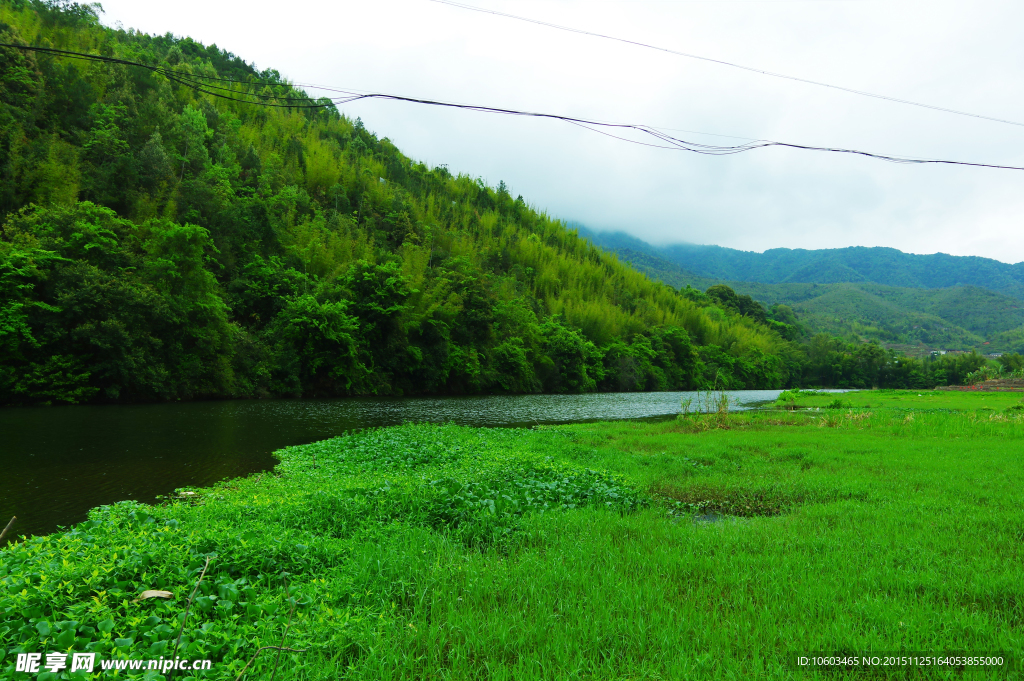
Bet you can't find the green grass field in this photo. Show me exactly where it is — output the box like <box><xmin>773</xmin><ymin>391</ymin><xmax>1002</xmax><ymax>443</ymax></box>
<box><xmin>2</xmin><ymin>392</ymin><xmax>1022</xmax><ymax>679</ymax></box>
<box><xmin>778</xmin><ymin>388</ymin><xmax>1024</xmax><ymax>412</ymax></box>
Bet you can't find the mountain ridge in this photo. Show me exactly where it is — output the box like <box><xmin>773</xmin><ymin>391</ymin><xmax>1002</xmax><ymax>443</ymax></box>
<box><xmin>579</xmin><ymin>229</ymin><xmax>1024</xmax><ymax>354</ymax></box>
<box><xmin>578</xmin><ymin>227</ymin><xmax>1024</xmax><ymax>299</ymax></box>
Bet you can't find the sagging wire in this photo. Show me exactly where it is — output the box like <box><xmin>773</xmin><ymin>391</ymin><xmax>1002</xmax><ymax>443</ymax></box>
<box><xmin>3</xmin><ymin>42</ymin><xmax>1023</xmax><ymax>171</ymax></box>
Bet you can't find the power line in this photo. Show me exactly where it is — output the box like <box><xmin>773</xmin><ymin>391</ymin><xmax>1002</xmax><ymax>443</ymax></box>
<box><xmin>278</xmin><ymin>79</ymin><xmax>765</xmax><ymax>142</ymax></box>
<box><xmin>0</xmin><ymin>43</ymin><xmax>326</xmax><ymax>108</ymax></box>
<box><xmin>426</xmin><ymin>0</ymin><xmax>1024</xmax><ymax>129</ymax></box>
<box><xmin>3</xmin><ymin>42</ymin><xmax>1023</xmax><ymax>171</ymax></box>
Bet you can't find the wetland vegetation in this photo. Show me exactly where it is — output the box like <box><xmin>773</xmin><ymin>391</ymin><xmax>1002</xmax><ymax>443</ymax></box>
<box><xmin>3</xmin><ymin>390</ymin><xmax>1021</xmax><ymax>679</ymax></box>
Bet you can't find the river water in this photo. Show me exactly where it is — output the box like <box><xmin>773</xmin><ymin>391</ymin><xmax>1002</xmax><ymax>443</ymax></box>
<box><xmin>0</xmin><ymin>390</ymin><xmax>784</xmax><ymax>541</ymax></box>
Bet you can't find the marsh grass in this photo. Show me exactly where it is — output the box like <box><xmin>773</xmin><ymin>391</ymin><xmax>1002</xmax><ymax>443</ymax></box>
<box><xmin>678</xmin><ymin>384</ymin><xmax>733</xmax><ymax>433</ymax></box>
<box><xmin>2</xmin><ymin>398</ymin><xmax>1023</xmax><ymax>679</ymax></box>
<box><xmin>777</xmin><ymin>388</ymin><xmax>1024</xmax><ymax>413</ymax></box>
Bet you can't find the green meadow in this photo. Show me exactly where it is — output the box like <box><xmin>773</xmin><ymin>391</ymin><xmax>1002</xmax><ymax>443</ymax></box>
<box><xmin>778</xmin><ymin>388</ymin><xmax>1024</xmax><ymax>412</ymax></box>
<box><xmin>2</xmin><ymin>392</ymin><xmax>1022</xmax><ymax>679</ymax></box>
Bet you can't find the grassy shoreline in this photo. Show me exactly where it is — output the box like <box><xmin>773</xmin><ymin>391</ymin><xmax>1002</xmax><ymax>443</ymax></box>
<box><xmin>775</xmin><ymin>388</ymin><xmax>1024</xmax><ymax>413</ymax></box>
<box><xmin>2</xmin><ymin>392</ymin><xmax>1022</xmax><ymax>679</ymax></box>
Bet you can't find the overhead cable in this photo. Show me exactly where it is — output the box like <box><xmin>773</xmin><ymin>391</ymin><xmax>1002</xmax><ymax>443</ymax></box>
<box><xmin>426</xmin><ymin>0</ymin><xmax>1024</xmax><ymax>129</ymax></box>
<box><xmin>3</xmin><ymin>42</ymin><xmax>1023</xmax><ymax>171</ymax></box>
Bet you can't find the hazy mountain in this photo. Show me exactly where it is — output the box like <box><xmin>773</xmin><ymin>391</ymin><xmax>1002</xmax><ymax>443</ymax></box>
<box><xmin>578</xmin><ymin>228</ymin><xmax>1024</xmax><ymax>353</ymax></box>
<box><xmin>578</xmin><ymin>227</ymin><xmax>1024</xmax><ymax>299</ymax></box>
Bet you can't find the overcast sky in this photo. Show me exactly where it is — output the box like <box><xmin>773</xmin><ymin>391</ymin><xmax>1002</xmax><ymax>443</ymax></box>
<box><xmin>98</xmin><ymin>0</ymin><xmax>1024</xmax><ymax>263</ymax></box>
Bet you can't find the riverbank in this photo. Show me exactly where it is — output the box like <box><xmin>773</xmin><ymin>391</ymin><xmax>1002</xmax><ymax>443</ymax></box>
<box><xmin>776</xmin><ymin>387</ymin><xmax>1024</xmax><ymax>411</ymax></box>
<box><xmin>0</xmin><ymin>390</ymin><xmax>786</xmax><ymax>540</ymax></box>
<box><xmin>2</xmin><ymin>393</ymin><xmax>1022</xmax><ymax>679</ymax></box>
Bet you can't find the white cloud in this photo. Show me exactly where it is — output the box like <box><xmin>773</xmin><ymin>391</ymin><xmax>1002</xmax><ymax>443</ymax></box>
<box><xmin>98</xmin><ymin>0</ymin><xmax>1024</xmax><ymax>262</ymax></box>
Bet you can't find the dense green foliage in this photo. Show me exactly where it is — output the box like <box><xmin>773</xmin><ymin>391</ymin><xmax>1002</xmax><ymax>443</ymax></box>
<box><xmin>783</xmin><ymin>334</ymin><xmax>989</xmax><ymax>389</ymax></box>
<box><xmin>4</xmin><ymin>398</ymin><xmax>1023</xmax><ymax>678</ymax></box>
<box><xmin>0</xmin><ymin>0</ymin><xmax>792</xmax><ymax>404</ymax></box>
<box><xmin>677</xmin><ymin>282</ymin><xmax>991</xmax><ymax>389</ymax></box>
<box><xmin>683</xmin><ymin>283</ymin><xmax>802</xmax><ymax>341</ymax></box>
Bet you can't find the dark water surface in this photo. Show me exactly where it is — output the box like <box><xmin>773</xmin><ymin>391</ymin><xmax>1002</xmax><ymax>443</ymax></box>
<box><xmin>0</xmin><ymin>390</ymin><xmax>783</xmax><ymax>541</ymax></box>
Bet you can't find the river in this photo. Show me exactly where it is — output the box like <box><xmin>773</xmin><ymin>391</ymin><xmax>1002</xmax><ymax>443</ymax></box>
<box><xmin>0</xmin><ymin>390</ymin><xmax>786</xmax><ymax>542</ymax></box>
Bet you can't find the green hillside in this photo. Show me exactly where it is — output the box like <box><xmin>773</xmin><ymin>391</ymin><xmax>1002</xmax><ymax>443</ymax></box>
<box><xmin>865</xmin><ymin>284</ymin><xmax>1024</xmax><ymax>337</ymax></box>
<box><xmin>579</xmin><ymin>227</ymin><xmax>1024</xmax><ymax>299</ymax></box>
<box><xmin>989</xmin><ymin>327</ymin><xmax>1024</xmax><ymax>354</ymax></box>
<box><xmin>592</xmin><ymin>232</ymin><xmax>1024</xmax><ymax>353</ymax></box>
<box><xmin>775</xmin><ymin>285</ymin><xmax>983</xmax><ymax>348</ymax></box>
<box><xmin>729</xmin><ymin>282</ymin><xmax>1024</xmax><ymax>349</ymax></box>
<box><xmin>661</xmin><ymin>243</ymin><xmax>1024</xmax><ymax>299</ymax></box>
<box><xmin>607</xmin><ymin>248</ymin><xmax>718</xmax><ymax>291</ymax></box>
<box><xmin>0</xmin><ymin>0</ymin><xmax>789</xmax><ymax>404</ymax></box>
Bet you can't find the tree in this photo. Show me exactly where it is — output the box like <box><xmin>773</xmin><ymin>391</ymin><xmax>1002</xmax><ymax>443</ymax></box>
<box><xmin>271</xmin><ymin>294</ymin><xmax>366</xmax><ymax>396</ymax></box>
<box><xmin>538</xmin><ymin>318</ymin><xmax>602</xmax><ymax>393</ymax></box>
<box><xmin>997</xmin><ymin>352</ymin><xmax>1024</xmax><ymax>374</ymax></box>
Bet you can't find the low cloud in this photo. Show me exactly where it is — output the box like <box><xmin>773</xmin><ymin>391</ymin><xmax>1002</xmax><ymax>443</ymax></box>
<box><xmin>100</xmin><ymin>0</ymin><xmax>1024</xmax><ymax>262</ymax></box>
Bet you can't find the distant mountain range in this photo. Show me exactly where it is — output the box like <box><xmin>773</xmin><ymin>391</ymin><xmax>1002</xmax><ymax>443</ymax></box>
<box><xmin>577</xmin><ymin>227</ymin><xmax>1024</xmax><ymax>354</ymax></box>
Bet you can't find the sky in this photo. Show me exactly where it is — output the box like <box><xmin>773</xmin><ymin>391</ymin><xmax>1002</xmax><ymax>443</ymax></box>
<box><xmin>97</xmin><ymin>0</ymin><xmax>1024</xmax><ymax>263</ymax></box>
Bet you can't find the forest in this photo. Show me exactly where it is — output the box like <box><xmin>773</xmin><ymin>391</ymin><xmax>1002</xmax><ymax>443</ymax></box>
<box><xmin>676</xmin><ymin>284</ymin><xmax>999</xmax><ymax>389</ymax></box>
<box><xmin>2</xmin><ymin>0</ymin><xmax>1008</xmax><ymax>405</ymax></box>
<box><xmin>0</xmin><ymin>0</ymin><xmax>797</xmax><ymax>405</ymax></box>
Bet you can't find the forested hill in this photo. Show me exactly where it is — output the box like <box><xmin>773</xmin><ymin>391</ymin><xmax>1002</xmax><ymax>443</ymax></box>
<box><xmin>578</xmin><ymin>228</ymin><xmax>1024</xmax><ymax>299</ymax></box>
<box><xmin>0</xmin><ymin>0</ymin><xmax>789</xmax><ymax>405</ymax></box>
<box><xmin>605</xmin><ymin>242</ymin><xmax>1024</xmax><ymax>354</ymax></box>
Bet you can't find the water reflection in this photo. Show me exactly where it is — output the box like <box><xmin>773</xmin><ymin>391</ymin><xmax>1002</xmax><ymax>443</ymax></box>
<box><xmin>0</xmin><ymin>390</ymin><xmax>783</xmax><ymax>540</ymax></box>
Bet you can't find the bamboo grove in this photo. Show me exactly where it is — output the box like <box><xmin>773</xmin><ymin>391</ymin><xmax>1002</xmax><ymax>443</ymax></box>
<box><xmin>0</xmin><ymin>0</ymin><xmax>800</xmax><ymax>404</ymax></box>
